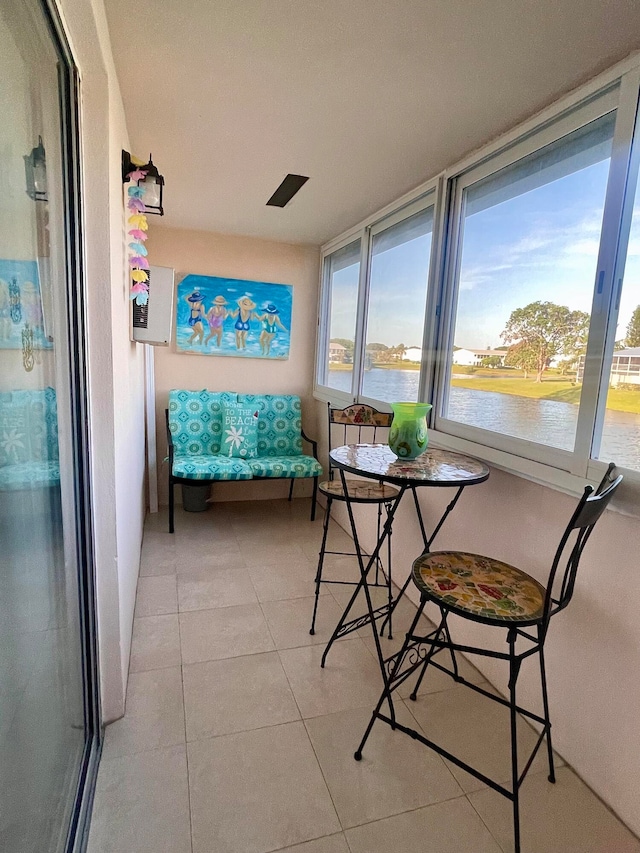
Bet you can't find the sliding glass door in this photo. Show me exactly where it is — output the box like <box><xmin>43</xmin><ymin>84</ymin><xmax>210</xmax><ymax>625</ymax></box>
<box><xmin>0</xmin><ymin>1</ymin><xmax>98</xmax><ymax>851</ymax></box>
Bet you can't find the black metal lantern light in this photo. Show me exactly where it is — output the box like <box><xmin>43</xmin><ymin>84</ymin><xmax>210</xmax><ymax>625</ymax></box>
<box><xmin>122</xmin><ymin>150</ymin><xmax>164</xmax><ymax>216</ymax></box>
<box><xmin>24</xmin><ymin>136</ymin><xmax>47</xmax><ymax>202</ymax></box>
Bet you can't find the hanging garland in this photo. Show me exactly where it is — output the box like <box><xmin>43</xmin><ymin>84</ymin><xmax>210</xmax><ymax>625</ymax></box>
<box><xmin>125</xmin><ymin>167</ymin><xmax>150</xmax><ymax>305</ymax></box>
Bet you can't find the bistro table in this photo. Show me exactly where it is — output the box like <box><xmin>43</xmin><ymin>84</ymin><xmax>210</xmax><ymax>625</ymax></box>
<box><xmin>321</xmin><ymin>443</ymin><xmax>490</xmax><ymax>675</ymax></box>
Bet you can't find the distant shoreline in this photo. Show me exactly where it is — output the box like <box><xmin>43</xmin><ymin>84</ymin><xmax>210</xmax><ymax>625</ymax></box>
<box><xmin>327</xmin><ymin>365</ymin><xmax>640</xmax><ymax>414</ymax></box>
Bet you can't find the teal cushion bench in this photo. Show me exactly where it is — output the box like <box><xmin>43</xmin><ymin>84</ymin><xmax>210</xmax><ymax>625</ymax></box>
<box><xmin>0</xmin><ymin>387</ymin><xmax>59</xmax><ymax>492</ymax></box>
<box><xmin>166</xmin><ymin>389</ymin><xmax>322</xmax><ymax>532</ymax></box>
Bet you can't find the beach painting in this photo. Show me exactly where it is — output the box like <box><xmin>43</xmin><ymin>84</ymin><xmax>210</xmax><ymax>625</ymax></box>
<box><xmin>0</xmin><ymin>259</ymin><xmax>52</xmax><ymax>350</ymax></box>
<box><xmin>176</xmin><ymin>274</ymin><xmax>293</xmax><ymax>360</ymax></box>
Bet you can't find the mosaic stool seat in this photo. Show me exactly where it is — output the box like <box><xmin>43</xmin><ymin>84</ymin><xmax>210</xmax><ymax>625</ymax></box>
<box><xmin>412</xmin><ymin>551</ymin><xmax>545</xmax><ymax>626</ymax></box>
<box><xmin>318</xmin><ymin>478</ymin><xmax>399</xmax><ymax>503</ymax></box>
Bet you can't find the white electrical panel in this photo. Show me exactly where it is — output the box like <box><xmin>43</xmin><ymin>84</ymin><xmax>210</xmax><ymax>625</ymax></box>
<box><xmin>131</xmin><ymin>264</ymin><xmax>175</xmax><ymax>345</ymax></box>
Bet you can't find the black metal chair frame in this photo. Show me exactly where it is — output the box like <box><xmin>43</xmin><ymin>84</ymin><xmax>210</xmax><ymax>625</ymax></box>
<box><xmin>353</xmin><ymin>463</ymin><xmax>622</xmax><ymax>853</ymax></box>
<box><xmin>320</xmin><ymin>457</ymin><xmax>488</xmax><ymax>672</ymax></box>
<box><xmin>310</xmin><ymin>403</ymin><xmax>399</xmax><ymax>638</ymax></box>
<box><xmin>166</xmin><ymin>408</ymin><xmax>320</xmax><ymax>533</ymax></box>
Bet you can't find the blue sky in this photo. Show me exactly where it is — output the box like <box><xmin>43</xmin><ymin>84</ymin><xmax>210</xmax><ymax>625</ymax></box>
<box><xmin>330</xmin><ymin>158</ymin><xmax>640</xmax><ymax>351</ymax></box>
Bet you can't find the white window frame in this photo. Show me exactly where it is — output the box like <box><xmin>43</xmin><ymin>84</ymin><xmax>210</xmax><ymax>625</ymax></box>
<box><xmin>314</xmin><ymin>228</ymin><xmax>364</xmax><ymax>406</ymax></box>
<box><xmin>358</xmin><ymin>185</ymin><xmax>441</xmax><ymax>411</ymax></box>
<box><xmin>435</xmin><ymin>86</ymin><xmax>621</xmax><ymax>475</ymax></box>
<box><xmin>315</xmin><ymin>52</ymin><xmax>640</xmax><ymax>506</ymax></box>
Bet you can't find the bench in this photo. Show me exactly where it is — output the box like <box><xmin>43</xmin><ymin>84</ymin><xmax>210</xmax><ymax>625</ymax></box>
<box><xmin>0</xmin><ymin>387</ymin><xmax>59</xmax><ymax>492</ymax></box>
<box><xmin>166</xmin><ymin>389</ymin><xmax>322</xmax><ymax>532</ymax></box>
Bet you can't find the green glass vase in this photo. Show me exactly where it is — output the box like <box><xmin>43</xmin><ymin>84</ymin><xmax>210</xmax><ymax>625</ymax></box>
<box><xmin>388</xmin><ymin>402</ymin><xmax>432</xmax><ymax>460</ymax></box>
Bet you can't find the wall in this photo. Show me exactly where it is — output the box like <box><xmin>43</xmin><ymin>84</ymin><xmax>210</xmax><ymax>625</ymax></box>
<box><xmin>55</xmin><ymin>0</ymin><xmax>147</xmax><ymax>722</ymax></box>
<box><xmin>146</xmin><ymin>224</ymin><xmax>320</xmax><ymax>506</ymax></box>
<box><xmin>317</xmin><ymin>401</ymin><xmax>640</xmax><ymax>836</ymax></box>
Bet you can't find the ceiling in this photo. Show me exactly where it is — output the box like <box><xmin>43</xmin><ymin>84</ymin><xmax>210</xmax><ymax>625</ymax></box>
<box><xmin>104</xmin><ymin>0</ymin><xmax>640</xmax><ymax>246</ymax></box>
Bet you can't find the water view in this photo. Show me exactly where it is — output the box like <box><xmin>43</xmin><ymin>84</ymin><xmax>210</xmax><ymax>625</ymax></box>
<box><xmin>329</xmin><ymin>367</ymin><xmax>640</xmax><ymax>471</ymax></box>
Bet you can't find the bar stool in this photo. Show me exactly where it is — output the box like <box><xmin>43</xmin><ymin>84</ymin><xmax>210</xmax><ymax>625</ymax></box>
<box><xmin>309</xmin><ymin>403</ymin><xmax>399</xmax><ymax>637</ymax></box>
<box><xmin>354</xmin><ymin>463</ymin><xmax>622</xmax><ymax>853</ymax></box>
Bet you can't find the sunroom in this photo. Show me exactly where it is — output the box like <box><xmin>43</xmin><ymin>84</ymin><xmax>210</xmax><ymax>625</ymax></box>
<box><xmin>1</xmin><ymin>1</ymin><xmax>640</xmax><ymax>852</ymax></box>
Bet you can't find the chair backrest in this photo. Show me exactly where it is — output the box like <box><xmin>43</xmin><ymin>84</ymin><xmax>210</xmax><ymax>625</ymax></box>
<box><xmin>543</xmin><ymin>463</ymin><xmax>622</xmax><ymax>630</ymax></box>
<box><xmin>327</xmin><ymin>402</ymin><xmax>392</xmax><ymax>478</ymax></box>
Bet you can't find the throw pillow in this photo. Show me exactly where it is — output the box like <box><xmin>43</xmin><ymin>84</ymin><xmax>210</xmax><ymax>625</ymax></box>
<box><xmin>222</xmin><ymin>399</ymin><xmax>260</xmax><ymax>459</ymax></box>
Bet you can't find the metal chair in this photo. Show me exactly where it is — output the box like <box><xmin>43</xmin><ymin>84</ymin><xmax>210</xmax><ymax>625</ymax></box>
<box><xmin>354</xmin><ymin>463</ymin><xmax>622</xmax><ymax>853</ymax></box>
<box><xmin>309</xmin><ymin>403</ymin><xmax>400</xmax><ymax>637</ymax></box>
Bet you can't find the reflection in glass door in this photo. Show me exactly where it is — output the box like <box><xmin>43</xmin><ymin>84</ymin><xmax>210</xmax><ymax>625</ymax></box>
<box><xmin>0</xmin><ymin>1</ymin><xmax>98</xmax><ymax>851</ymax></box>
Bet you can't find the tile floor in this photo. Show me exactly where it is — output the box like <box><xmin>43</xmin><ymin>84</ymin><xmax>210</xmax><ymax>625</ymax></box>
<box><xmin>87</xmin><ymin>499</ymin><xmax>640</xmax><ymax>853</ymax></box>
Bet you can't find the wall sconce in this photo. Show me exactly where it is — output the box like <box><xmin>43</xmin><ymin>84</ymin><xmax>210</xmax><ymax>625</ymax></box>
<box><xmin>122</xmin><ymin>150</ymin><xmax>164</xmax><ymax>216</ymax></box>
<box><xmin>24</xmin><ymin>136</ymin><xmax>48</xmax><ymax>202</ymax></box>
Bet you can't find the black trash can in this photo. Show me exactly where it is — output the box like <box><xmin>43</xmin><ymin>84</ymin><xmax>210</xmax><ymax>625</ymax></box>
<box><xmin>182</xmin><ymin>482</ymin><xmax>210</xmax><ymax>512</ymax></box>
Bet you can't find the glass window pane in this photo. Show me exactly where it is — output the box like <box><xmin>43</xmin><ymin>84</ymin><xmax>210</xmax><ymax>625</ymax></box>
<box><xmin>598</xmin><ymin>153</ymin><xmax>640</xmax><ymax>472</ymax></box>
<box><xmin>323</xmin><ymin>239</ymin><xmax>360</xmax><ymax>394</ymax></box>
<box><xmin>0</xmin><ymin>2</ymin><xmax>89</xmax><ymax>849</ymax></box>
<box><xmin>362</xmin><ymin>206</ymin><xmax>433</xmax><ymax>403</ymax></box>
<box><xmin>444</xmin><ymin>112</ymin><xmax>615</xmax><ymax>453</ymax></box>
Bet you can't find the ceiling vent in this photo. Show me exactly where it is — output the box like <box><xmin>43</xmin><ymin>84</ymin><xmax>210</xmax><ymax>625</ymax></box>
<box><xmin>266</xmin><ymin>174</ymin><xmax>309</xmax><ymax>207</ymax></box>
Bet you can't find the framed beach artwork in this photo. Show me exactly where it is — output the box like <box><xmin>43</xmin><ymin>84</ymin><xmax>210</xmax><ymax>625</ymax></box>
<box><xmin>176</xmin><ymin>274</ymin><xmax>293</xmax><ymax>360</ymax></box>
<box><xmin>0</xmin><ymin>259</ymin><xmax>52</xmax><ymax>350</ymax></box>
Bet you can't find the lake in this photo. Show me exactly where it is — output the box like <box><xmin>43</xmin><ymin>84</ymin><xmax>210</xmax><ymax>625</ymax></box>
<box><xmin>328</xmin><ymin>368</ymin><xmax>640</xmax><ymax>471</ymax></box>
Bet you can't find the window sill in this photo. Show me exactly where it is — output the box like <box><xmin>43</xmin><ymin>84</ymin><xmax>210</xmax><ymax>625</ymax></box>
<box><xmin>312</xmin><ymin>388</ymin><xmax>640</xmax><ymax>518</ymax></box>
<box><xmin>428</xmin><ymin>428</ymin><xmax>640</xmax><ymax>520</ymax></box>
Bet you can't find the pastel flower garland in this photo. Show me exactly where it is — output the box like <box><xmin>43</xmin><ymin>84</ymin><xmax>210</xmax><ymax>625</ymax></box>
<box><xmin>126</xmin><ymin>168</ymin><xmax>150</xmax><ymax>305</ymax></box>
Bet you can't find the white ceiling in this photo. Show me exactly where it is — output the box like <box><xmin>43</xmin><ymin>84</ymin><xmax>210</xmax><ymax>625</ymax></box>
<box><xmin>104</xmin><ymin>0</ymin><xmax>640</xmax><ymax>246</ymax></box>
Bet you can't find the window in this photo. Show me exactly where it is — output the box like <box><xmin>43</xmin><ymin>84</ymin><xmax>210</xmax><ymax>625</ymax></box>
<box><xmin>318</xmin><ymin>239</ymin><xmax>361</xmax><ymax>396</ymax></box>
<box><xmin>362</xmin><ymin>202</ymin><xmax>434</xmax><ymax>403</ymax></box>
<box><xmin>316</xmin><ymin>61</ymin><xmax>640</xmax><ymax>483</ymax></box>
<box><xmin>597</xmin><ymin>113</ymin><xmax>640</xmax><ymax>472</ymax></box>
<box><xmin>440</xmin><ymin>109</ymin><xmax>616</xmax><ymax>463</ymax></box>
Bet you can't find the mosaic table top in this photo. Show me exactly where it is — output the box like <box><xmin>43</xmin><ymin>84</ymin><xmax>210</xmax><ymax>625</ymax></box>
<box><xmin>329</xmin><ymin>443</ymin><xmax>490</xmax><ymax>486</ymax></box>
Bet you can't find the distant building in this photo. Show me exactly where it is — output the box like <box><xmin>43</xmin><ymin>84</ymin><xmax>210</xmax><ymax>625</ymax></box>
<box><xmin>402</xmin><ymin>346</ymin><xmax>422</xmax><ymax>363</ymax></box>
<box><xmin>453</xmin><ymin>348</ymin><xmax>506</xmax><ymax>366</ymax></box>
<box><xmin>577</xmin><ymin>347</ymin><xmax>640</xmax><ymax>386</ymax></box>
<box><xmin>329</xmin><ymin>342</ymin><xmax>347</xmax><ymax>363</ymax></box>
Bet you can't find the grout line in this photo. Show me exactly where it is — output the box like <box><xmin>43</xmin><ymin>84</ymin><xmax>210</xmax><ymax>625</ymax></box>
<box><xmin>176</xmin><ymin>604</ymin><xmax>195</xmax><ymax>853</ymax></box>
<box><xmin>301</xmin><ymin>714</ymin><xmax>346</xmax><ymax>833</ymax></box>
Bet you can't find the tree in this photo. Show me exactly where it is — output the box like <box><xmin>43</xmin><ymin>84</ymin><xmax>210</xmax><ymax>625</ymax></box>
<box><xmin>625</xmin><ymin>305</ymin><xmax>640</xmax><ymax>348</ymax></box>
<box><xmin>504</xmin><ymin>341</ymin><xmax>538</xmax><ymax>379</ymax></box>
<box><xmin>501</xmin><ymin>301</ymin><xmax>590</xmax><ymax>382</ymax></box>
<box><xmin>481</xmin><ymin>355</ymin><xmax>503</xmax><ymax>369</ymax></box>
<box><xmin>365</xmin><ymin>342</ymin><xmax>389</xmax><ymax>363</ymax></box>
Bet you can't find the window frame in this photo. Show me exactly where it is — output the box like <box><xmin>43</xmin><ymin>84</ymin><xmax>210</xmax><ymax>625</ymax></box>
<box><xmin>314</xmin><ymin>228</ymin><xmax>364</xmax><ymax>406</ymax></box>
<box><xmin>315</xmin><ymin>54</ymin><xmax>640</xmax><ymax>502</ymax></box>
<box><xmin>358</xmin><ymin>187</ymin><xmax>441</xmax><ymax>409</ymax></box>
<box><xmin>314</xmin><ymin>179</ymin><xmax>442</xmax><ymax>409</ymax></box>
<box><xmin>434</xmin><ymin>87</ymin><xmax>620</xmax><ymax>475</ymax></box>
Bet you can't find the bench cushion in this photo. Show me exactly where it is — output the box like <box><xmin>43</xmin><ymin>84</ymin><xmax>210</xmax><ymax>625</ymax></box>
<box><xmin>172</xmin><ymin>454</ymin><xmax>253</xmax><ymax>481</ymax></box>
<box><xmin>240</xmin><ymin>394</ymin><xmax>303</xmax><ymax>457</ymax></box>
<box><xmin>0</xmin><ymin>460</ymin><xmax>60</xmax><ymax>491</ymax></box>
<box><xmin>0</xmin><ymin>388</ymin><xmax>59</xmax><ymax>492</ymax></box>
<box><xmin>248</xmin><ymin>455</ymin><xmax>323</xmax><ymax>479</ymax></box>
<box><xmin>168</xmin><ymin>390</ymin><xmax>228</xmax><ymax>456</ymax></box>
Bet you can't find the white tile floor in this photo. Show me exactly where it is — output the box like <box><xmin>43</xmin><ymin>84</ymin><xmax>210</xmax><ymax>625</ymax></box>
<box><xmin>88</xmin><ymin>499</ymin><xmax>640</xmax><ymax>853</ymax></box>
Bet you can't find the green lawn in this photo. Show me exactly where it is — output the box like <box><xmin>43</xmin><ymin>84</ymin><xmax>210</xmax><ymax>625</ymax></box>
<box><xmin>451</xmin><ymin>376</ymin><xmax>640</xmax><ymax>414</ymax></box>
<box><xmin>327</xmin><ymin>363</ymin><xmax>640</xmax><ymax>414</ymax></box>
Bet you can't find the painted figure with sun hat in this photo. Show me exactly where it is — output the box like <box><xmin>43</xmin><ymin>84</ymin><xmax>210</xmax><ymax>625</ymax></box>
<box><xmin>229</xmin><ymin>295</ymin><xmax>258</xmax><ymax>350</ymax></box>
<box><xmin>205</xmin><ymin>295</ymin><xmax>228</xmax><ymax>347</ymax></box>
<box><xmin>258</xmin><ymin>303</ymin><xmax>288</xmax><ymax>356</ymax></box>
<box><xmin>185</xmin><ymin>290</ymin><xmax>206</xmax><ymax>345</ymax></box>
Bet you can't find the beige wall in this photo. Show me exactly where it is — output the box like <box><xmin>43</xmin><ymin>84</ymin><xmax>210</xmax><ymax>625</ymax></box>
<box><xmin>317</xmin><ymin>400</ymin><xmax>640</xmax><ymax>836</ymax></box>
<box><xmin>57</xmin><ymin>0</ymin><xmax>147</xmax><ymax>723</ymax></box>
<box><xmin>146</xmin><ymin>224</ymin><xmax>321</xmax><ymax>507</ymax></box>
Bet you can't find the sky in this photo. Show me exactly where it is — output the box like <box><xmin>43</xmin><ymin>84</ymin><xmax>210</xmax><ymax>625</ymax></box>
<box><xmin>329</xmin><ymin>154</ymin><xmax>640</xmax><ymax>353</ymax></box>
